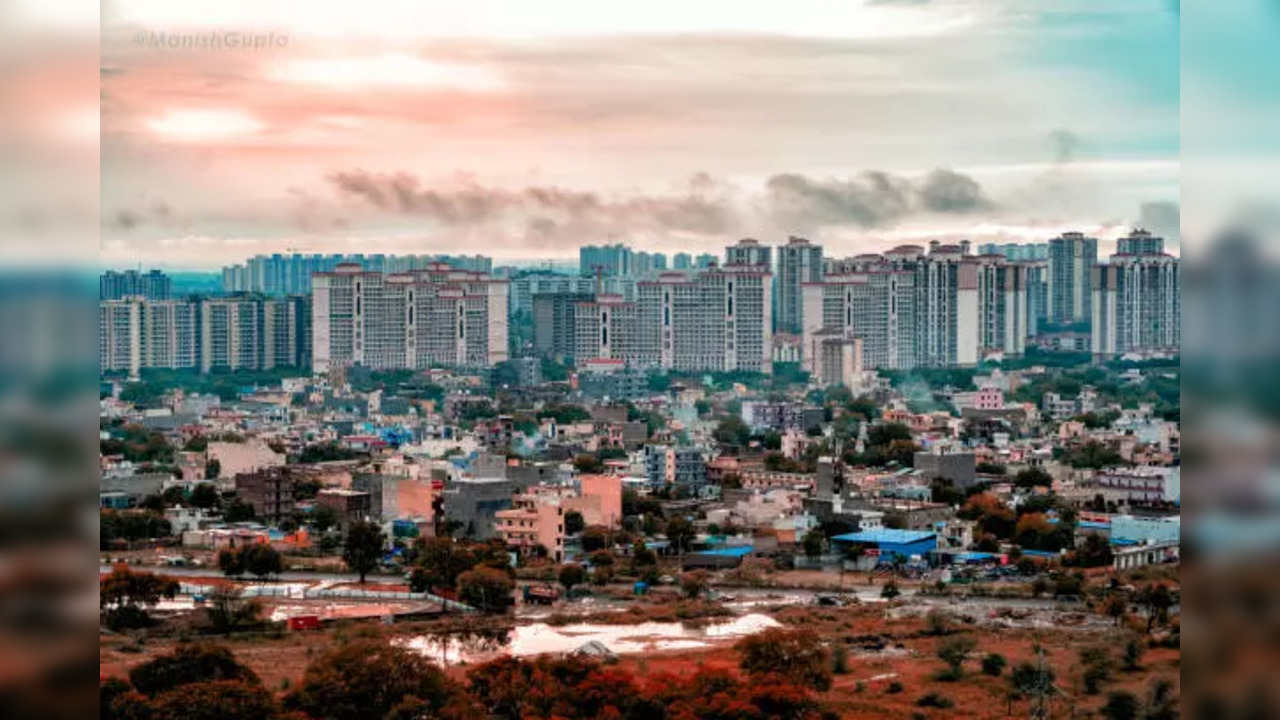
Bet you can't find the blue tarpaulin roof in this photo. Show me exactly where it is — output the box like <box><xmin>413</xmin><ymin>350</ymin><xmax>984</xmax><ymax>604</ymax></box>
<box><xmin>694</xmin><ymin>546</ymin><xmax>753</xmax><ymax>557</ymax></box>
<box><xmin>832</xmin><ymin>529</ymin><xmax>936</xmax><ymax>545</ymax></box>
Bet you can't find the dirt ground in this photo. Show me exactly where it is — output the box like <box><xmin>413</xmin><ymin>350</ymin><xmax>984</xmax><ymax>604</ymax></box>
<box><xmin>101</xmin><ymin>597</ymin><xmax>1178</xmax><ymax>718</ymax></box>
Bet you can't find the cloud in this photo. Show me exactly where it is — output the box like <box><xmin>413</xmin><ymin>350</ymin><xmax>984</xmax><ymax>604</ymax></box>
<box><xmin>764</xmin><ymin>168</ymin><xmax>992</xmax><ymax>231</ymax></box>
<box><xmin>105</xmin><ymin>200</ymin><xmax>174</xmax><ymax>232</ymax></box>
<box><xmin>326</xmin><ymin>170</ymin><xmax>736</xmax><ymax>236</ymax></box>
<box><xmin>917</xmin><ymin>168</ymin><xmax>994</xmax><ymax>213</ymax></box>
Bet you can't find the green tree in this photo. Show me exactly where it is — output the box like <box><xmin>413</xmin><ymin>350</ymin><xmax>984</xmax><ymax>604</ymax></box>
<box><xmin>310</xmin><ymin>504</ymin><xmax>339</xmax><ymax>533</ymax></box>
<box><xmin>148</xmin><ymin>680</ymin><xmax>278</xmax><ymax>720</ymax></box>
<box><xmin>665</xmin><ymin>515</ymin><xmax>697</xmax><ymax>555</ymax></box>
<box><xmin>343</xmin><ymin>520</ymin><xmax>386</xmax><ymax>584</ymax></box>
<box><xmin>558</xmin><ymin>564</ymin><xmax>586</xmax><ymax>593</ymax></box>
<box><xmin>801</xmin><ymin>528</ymin><xmax>825</xmax><ymax>559</ymax></box>
<box><xmin>284</xmin><ymin>639</ymin><xmax>460</xmax><ymax>720</ymax></box>
<box><xmin>563</xmin><ymin>510</ymin><xmax>585</xmax><ymax>535</ymax></box>
<box><xmin>580</xmin><ymin>525</ymin><xmax>610</xmax><ymax>553</ymax></box>
<box><xmin>100</xmin><ymin>565</ymin><xmax>180</xmax><ymax>630</ymax></box>
<box><xmin>1013</xmin><ymin>467</ymin><xmax>1053</xmax><ymax>490</ymax></box>
<box><xmin>218</xmin><ymin>547</ymin><xmax>245</xmax><ymax>577</ymax></box>
<box><xmin>678</xmin><ymin>570</ymin><xmax>710</xmax><ymax>599</ymax></box>
<box><xmin>713</xmin><ymin>416</ymin><xmax>751</xmax><ymax>447</ymax></box>
<box><xmin>981</xmin><ymin>653</ymin><xmax>1008</xmax><ymax>677</ymax></box>
<box><xmin>243</xmin><ymin>544</ymin><xmax>283</xmax><ymax>581</ymax></box>
<box><xmin>204</xmin><ymin>585</ymin><xmax>262</xmax><ymax>635</ymax></box>
<box><xmin>204</xmin><ymin>458</ymin><xmax>221</xmax><ymax>480</ymax></box>
<box><xmin>129</xmin><ymin>643</ymin><xmax>259</xmax><ymax>696</ymax></box>
<box><xmin>189</xmin><ymin>483</ymin><xmax>220</xmax><ymax>510</ymax></box>
<box><xmin>457</xmin><ymin>567</ymin><xmax>515</xmax><ymax>612</ymax></box>
<box><xmin>737</xmin><ymin>627</ymin><xmax>832</xmax><ymax>691</ymax></box>
<box><xmin>222</xmin><ymin>498</ymin><xmax>255</xmax><ymax>523</ymax></box>
<box><xmin>936</xmin><ymin>636</ymin><xmax>977</xmax><ymax>680</ymax></box>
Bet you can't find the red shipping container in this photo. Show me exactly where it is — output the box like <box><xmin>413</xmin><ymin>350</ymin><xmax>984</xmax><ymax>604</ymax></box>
<box><xmin>287</xmin><ymin>615</ymin><xmax>321</xmax><ymax>631</ymax></box>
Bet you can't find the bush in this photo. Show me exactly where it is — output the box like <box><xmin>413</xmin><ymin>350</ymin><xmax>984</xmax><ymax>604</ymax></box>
<box><xmin>886</xmin><ymin>681</ymin><xmax>904</xmax><ymax>694</ymax></box>
<box><xmin>924</xmin><ymin>609</ymin><xmax>951</xmax><ymax>636</ymax></box>
<box><xmin>129</xmin><ymin>644</ymin><xmax>259</xmax><ymax>697</ymax></box>
<box><xmin>832</xmin><ymin>646</ymin><xmax>849</xmax><ymax>675</ymax></box>
<box><xmin>981</xmin><ymin>653</ymin><xmax>1008</xmax><ymax>677</ymax></box>
<box><xmin>881</xmin><ymin>579</ymin><xmax>901</xmax><ymax>599</ymax></box>
<box><xmin>737</xmin><ymin>627</ymin><xmax>832</xmax><ymax>691</ymax></box>
<box><xmin>916</xmin><ymin>691</ymin><xmax>954</xmax><ymax>709</ymax></box>
<box><xmin>1101</xmin><ymin>690</ymin><xmax>1140</xmax><ymax>720</ymax></box>
<box><xmin>457</xmin><ymin>568</ymin><xmax>515</xmax><ymax>613</ymax></box>
<box><xmin>936</xmin><ymin>636</ymin><xmax>977</xmax><ymax>680</ymax></box>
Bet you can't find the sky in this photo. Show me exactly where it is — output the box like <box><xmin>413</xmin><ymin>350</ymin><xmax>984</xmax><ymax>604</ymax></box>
<box><xmin>99</xmin><ymin>0</ymin><xmax>1182</xmax><ymax>270</ymax></box>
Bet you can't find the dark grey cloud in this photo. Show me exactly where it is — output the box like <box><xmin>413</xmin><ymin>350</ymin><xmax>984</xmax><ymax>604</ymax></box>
<box><xmin>764</xmin><ymin>168</ymin><xmax>992</xmax><ymax>230</ymax></box>
<box><xmin>917</xmin><ymin>169</ymin><xmax>993</xmax><ymax>213</ymax></box>
<box><xmin>326</xmin><ymin>170</ymin><xmax>734</xmax><ymax>235</ymax></box>
<box><xmin>105</xmin><ymin>200</ymin><xmax>174</xmax><ymax>232</ymax></box>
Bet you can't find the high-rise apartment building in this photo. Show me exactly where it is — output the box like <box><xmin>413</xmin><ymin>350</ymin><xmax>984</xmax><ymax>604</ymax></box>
<box><xmin>1092</xmin><ymin>235</ymin><xmax>1179</xmax><ymax>359</ymax></box>
<box><xmin>804</xmin><ymin>241</ymin><xmax>1032</xmax><ymax>373</ymax></box>
<box><xmin>100</xmin><ymin>269</ymin><xmax>172</xmax><ymax>300</ymax></box>
<box><xmin>573</xmin><ymin>266</ymin><xmax>773</xmax><ymax>374</ymax></box>
<box><xmin>574</xmin><ymin>293</ymin><xmax>644</xmax><ymax>366</ymax></box>
<box><xmin>725</xmin><ymin>238</ymin><xmax>772</xmax><ymax>268</ymax></box>
<box><xmin>1116</xmin><ymin>228</ymin><xmax>1165</xmax><ymax>256</ymax></box>
<box><xmin>1024</xmin><ymin>260</ymin><xmax>1050</xmax><ymax>337</ymax></box>
<box><xmin>579</xmin><ymin>244</ymin><xmax>633</xmax><ymax>278</ymax></box>
<box><xmin>977</xmin><ymin>243</ymin><xmax>1048</xmax><ymax>261</ymax></box>
<box><xmin>803</xmin><ymin>262</ymin><xmax>916</xmax><ymax>371</ymax></box>
<box><xmin>100</xmin><ymin>295</ymin><xmax>307</xmax><ymax>375</ymax></box>
<box><xmin>100</xmin><ymin>299</ymin><xmax>199</xmax><ymax>375</ymax></box>
<box><xmin>777</xmin><ymin>236</ymin><xmax>823</xmax><ymax>334</ymax></box>
<box><xmin>1048</xmin><ymin>232</ymin><xmax>1098</xmax><ymax>325</ymax></box>
<box><xmin>673</xmin><ymin>252</ymin><xmax>693</xmax><ymax>270</ymax></box>
<box><xmin>973</xmin><ymin>254</ymin><xmax>1029</xmax><ymax>357</ymax></box>
<box><xmin>221</xmin><ymin>253</ymin><xmax>492</xmax><ymax>295</ymax></box>
<box><xmin>534</xmin><ymin>292</ymin><xmax>595</xmax><ymax>363</ymax></box>
<box><xmin>508</xmin><ymin>274</ymin><xmax>598</xmax><ymax>316</ymax></box>
<box><xmin>311</xmin><ymin>262</ymin><xmax>508</xmax><ymax>373</ymax></box>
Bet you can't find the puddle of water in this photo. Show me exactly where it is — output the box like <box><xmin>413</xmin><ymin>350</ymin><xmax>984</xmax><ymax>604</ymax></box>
<box><xmin>402</xmin><ymin>612</ymin><xmax>782</xmax><ymax>664</ymax></box>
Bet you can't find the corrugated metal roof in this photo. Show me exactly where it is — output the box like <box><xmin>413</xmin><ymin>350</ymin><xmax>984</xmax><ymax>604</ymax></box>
<box><xmin>694</xmin><ymin>545</ymin><xmax>754</xmax><ymax>557</ymax></box>
<box><xmin>831</xmin><ymin>529</ymin><xmax>936</xmax><ymax>544</ymax></box>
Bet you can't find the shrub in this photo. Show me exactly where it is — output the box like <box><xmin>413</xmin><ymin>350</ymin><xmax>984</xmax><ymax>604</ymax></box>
<box><xmin>737</xmin><ymin>627</ymin><xmax>832</xmax><ymax>691</ymax></box>
<box><xmin>916</xmin><ymin>691</ymin><xmax>954</xmax><ymax>709</ymax></box>
<box><xmin>924</xmin><ymin>609</ymin><xmax>951</xmax><ymax>636</ymax></box>
<box><xmin>981</xmin><ymin>653</ymin><xmax>1008</xmax><ymax>677</ymax></box>
<box><xmin>881</xmin><ymin>579</ymin><xmax>901</xmax><ymax>599</ymax></box>
<box><xmin>886</xmin><ymin>681</ymin><xmax>904</xmax><ymax>694</ymax></box>
<box><xmin>129</xmin><ymin>644</ymin><xmax>259</xmax><ymax>697</ymax></box>
<box><xmin>832</xmin><ymin>646</ymin><xmax>849</xmax><ymax>675</ymax></box>
<box><xmin>936</xmin><ymin>636</ymin><xmax>977</xmax><ymax>680</ymax></box>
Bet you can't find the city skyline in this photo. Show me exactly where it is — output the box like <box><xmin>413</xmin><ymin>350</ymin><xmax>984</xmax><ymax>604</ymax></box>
<box><xmin>102</xmin><ymin>0</ymin><xmax>1178</xmax><ymax>270</ymax></box>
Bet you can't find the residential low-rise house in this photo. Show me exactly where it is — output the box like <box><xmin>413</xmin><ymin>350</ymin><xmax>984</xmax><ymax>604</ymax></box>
<box><xmin>442</xmin><ymin>477</ymin><xmax>515</xmax><ymax>539</ymax></box>
<box><xmin>495</xmin><ymin>493</ymin><xmax>566</xmax><ymax>562</ymax></box>
<box><xmin>566</xmin><ymin>474</ymin><xmax>623</xmax><ymax>528</ymax></box>
<box><xmin>316</xmin><ymin>489</ymin><xmax>374</xmax><ymax>530</ymax></box>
